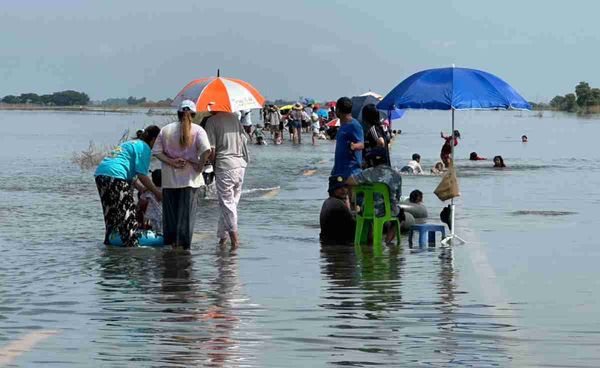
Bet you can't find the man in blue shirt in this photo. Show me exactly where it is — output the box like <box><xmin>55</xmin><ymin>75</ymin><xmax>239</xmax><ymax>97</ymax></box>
<box><xmin>331</xmin><ymin>97</ymin><xmax>364</xmax><ymax>183</ymax></box>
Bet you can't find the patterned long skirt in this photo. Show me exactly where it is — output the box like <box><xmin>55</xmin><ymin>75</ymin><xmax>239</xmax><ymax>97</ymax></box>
<box><xmin>95</xmin><ymin>175</ymin><xmax>139</xmax><ymax>247</ymax></box>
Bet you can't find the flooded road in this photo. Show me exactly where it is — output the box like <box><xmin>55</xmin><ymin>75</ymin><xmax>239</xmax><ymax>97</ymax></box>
<box><xmin>1</xmin><ymin>109</ymin><xmax>599</xmax><ymax>367</ymax></box>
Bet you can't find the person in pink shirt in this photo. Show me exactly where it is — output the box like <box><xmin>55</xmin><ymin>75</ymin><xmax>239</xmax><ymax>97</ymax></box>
<box><xmin>153</xmin><ymin>100</ymin><xmax>211</xmax><ymax>250</ymax></box>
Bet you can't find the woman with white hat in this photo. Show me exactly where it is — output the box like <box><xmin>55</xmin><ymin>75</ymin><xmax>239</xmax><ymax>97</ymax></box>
<box><xmin>153</xmin><ymin>100</ymin><xmax>211</xmax><ymax>250</ymax></box>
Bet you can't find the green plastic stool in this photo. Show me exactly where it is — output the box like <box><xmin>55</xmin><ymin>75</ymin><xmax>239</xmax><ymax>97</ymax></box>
<box><xmin>354</xmin><ymin>182</ymin><xmax>401</xmax><ymax>247</ymax></box>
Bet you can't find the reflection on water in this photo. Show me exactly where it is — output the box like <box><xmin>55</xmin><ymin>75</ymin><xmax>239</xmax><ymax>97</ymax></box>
<box><xmin>319</xmin><ymin>245</ymin><xmax>513</xmax><ymax>366</ymax></box>
<box><xmin>95</xmin><ymin>247</ymin><xmax>245</xmax><ymax>367</ymax></box>
<box><xmin>2</xmin><ymin>110</ymin><xmax>600</xmax><ymax>366</ymax></box>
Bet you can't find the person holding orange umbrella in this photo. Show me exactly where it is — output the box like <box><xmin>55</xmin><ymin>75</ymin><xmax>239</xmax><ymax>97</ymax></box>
<box><xmin>172</xmin><ymin>74</ymin><xmax>265</xmax><ymax>248</ymax></box>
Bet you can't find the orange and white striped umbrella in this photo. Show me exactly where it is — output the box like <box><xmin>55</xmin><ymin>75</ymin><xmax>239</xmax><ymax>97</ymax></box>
<box><xmin>172</xmin><ymin>77</ymin><xmax>265</xmax><ymax>112</ymax></box>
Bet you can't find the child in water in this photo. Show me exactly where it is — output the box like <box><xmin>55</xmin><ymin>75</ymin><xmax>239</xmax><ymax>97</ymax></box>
<box><xmin>440</xmin><ymin>129</ymin><xmax>460</xmax><ymax>163</ymax></box>
<box><xmin>139</xmin><ymin>169</ymin><xmax>163</xmax><ymax>233</ymax></box>
<box><xmin>431</xmin><ymin>162</ymin><xmax>445</xmax><ymax>175</ymax></box>
<box><xmin>253</xmin><ymin>125</ymin><xmax>266</xmax><ymax>145</ymax></box>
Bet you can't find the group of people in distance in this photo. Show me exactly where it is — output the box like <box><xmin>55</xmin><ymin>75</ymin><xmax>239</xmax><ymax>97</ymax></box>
<box><xmin>94</xmin><ymin>100</ymin><xmax>248</xmax><ymax>249</ymax></box>
<box><xmin>399</xmin><ymin>129</ymin><xmax>529</xmax><ymax>175</ymax></box>
<box><xmin>319</xmin><ymin>97</ymin><xmax>530</xmax><ymax>245</ymax></box>
<box><xmin>254</xmin><ymin>101</ymin><xmax>398</xmax><ymax>147</ymax></box>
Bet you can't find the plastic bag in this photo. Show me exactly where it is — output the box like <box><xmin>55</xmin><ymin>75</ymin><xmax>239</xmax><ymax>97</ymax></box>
<box><xmin>434</xmin><ymin>161</ymin><xmax>460</xmax><ymax>201</ymax></box>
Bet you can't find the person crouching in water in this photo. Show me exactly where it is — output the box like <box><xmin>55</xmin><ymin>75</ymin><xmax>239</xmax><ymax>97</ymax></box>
<box><xmin>95</xmin><ymin>125</ymin><xmax>162</xmax><ymax>247</ymax></box>
<box><xmin>320</xmin><ymin>176</ymin><xmax>355</xmax><ymax>245</ymax></box>
<box><xmin>253</xmin><ymin>125</ymin><xmax>266</xmax><ymax>145</ymax></box>
<box><xmin>138</xmin><ymin>169</ymin><xmax>163</xmax><ymax>234</ymax></box>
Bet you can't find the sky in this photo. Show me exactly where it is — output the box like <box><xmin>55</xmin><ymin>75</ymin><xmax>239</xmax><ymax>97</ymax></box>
<box><xmin>1</xmin><ymin>0</ymin><xmax>600</xmax><ymax>102</ymax></box>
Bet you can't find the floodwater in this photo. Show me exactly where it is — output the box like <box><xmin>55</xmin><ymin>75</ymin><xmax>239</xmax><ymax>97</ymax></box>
<box><xmin>1</xmin><ymin>109</ymin><xmax>599</xmax><ymax>367</ymax></box>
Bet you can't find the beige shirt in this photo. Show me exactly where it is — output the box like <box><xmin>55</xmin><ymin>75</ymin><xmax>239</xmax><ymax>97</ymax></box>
<box><xmin>205</xmin><ymin>112</ymin><xmax>248</xmax><ymax>172</ymax></box>
<box><xmin>152</xmin><ymin>122</ymin><xmax>211</xmax><ymax>188</ymax></box>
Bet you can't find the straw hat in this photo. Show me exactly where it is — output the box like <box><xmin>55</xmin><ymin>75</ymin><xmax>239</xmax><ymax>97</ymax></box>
<box><xmin>293</xmin><ymin>103</ymin><xmax>303</xmax><ymax>110</ymax></box>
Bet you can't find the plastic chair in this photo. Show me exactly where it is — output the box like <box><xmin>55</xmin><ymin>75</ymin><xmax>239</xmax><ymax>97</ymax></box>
<box><xmin>408</xmin><ymin>224</ymin><xmax>446</xmax><ymax>248</ymax></box>
<box><xmin>354</xmin><ymin>183</ymin><xmax>401</xmax><ymax>247</ymax></box>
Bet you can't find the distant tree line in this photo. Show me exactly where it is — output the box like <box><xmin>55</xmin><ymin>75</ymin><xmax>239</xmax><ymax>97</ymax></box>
<box><xmin>549</xmin><ymin>82</ymin><xmax>600</xmax><ymax>113</ymax></box>
<box><xmin>95</xmin><ymin>96</ymin><xmax>173</xmax><ymax>107</ymax></box>
<box><xmin>98</xmin><ymin>96</ymin><xmax>147</xmax><ymax>106</ymax></box>
<box><xmin>1</xmin><ymin>90</ymin><xmax>90</xmax><ymax>106</ymax></box>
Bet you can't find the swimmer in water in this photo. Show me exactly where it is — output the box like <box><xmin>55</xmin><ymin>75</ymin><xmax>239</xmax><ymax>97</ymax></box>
<box><xmin>431</xmin><ymin>161</ymin><xmax>446</xmax><ymax>175</ymax></box>
<box><xmin>469</xmin><ymin>152</ymin><xmax>487</xmax><ymax>161</ymax></box>
<box><xmin>493</xmin><ymin>155</ymin><xmax>506</xmax><ymax>168</ymax></box>
<box><xmin>409</xmin><ymin>189</ymin><xmax>423</xmax><ymax>204</ymax></box>
<box><xmin>521</xmin><ymin>135</ymin><xmax>528</xmax><ymax>143</ymax></box>
<box><xmin>400</xmin><ymin>153</ymin><xmax>424</xmax><ymax>174</ymax></box>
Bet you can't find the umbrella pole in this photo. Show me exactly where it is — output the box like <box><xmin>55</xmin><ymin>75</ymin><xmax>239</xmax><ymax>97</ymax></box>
<box><xmin>386</xmin><ymin>109</ymin><xmax>392</xmax><ymax>166</ymax></box>
<box><xmin>442</xmin><ymin>108</ymin><xmax>466</xmax><ymax>246</ymax></box>
<box><xmin>451</xmin><ymin>108</ymin><xmax>455</xmax><ymax>239</ymax></box>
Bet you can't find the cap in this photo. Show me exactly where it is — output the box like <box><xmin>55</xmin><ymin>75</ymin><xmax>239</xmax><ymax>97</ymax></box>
<box><xmin>328</xmin><ymin>175</ymin><xmax>347</xmax><ymax>194</ymax></box>
<box><xmin>179</xmin><ymin>99</ymin><xmax>197</xmax><ymax>113</ymax></box>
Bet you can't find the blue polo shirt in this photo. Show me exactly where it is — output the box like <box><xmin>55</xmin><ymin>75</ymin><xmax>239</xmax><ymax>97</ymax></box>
<box><xmin>331</xmin><ymin>119</ymin><xmax>364</xmax><ymax>178</ymax></box>
<box><xmin>94</xmin><ymin>140</ymin><xmax>151</xmax><ymax>181</ymax></box>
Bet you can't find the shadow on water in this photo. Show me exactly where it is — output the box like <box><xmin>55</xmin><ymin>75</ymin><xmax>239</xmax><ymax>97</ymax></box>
<box><xmin>96</xmin><ymin>247</ymin><xmax>246</xmax><ymax>367</ymax></box>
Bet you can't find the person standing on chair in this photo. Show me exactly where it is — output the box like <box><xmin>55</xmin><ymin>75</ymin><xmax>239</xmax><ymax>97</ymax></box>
<box><xmin>331</xmin><ymin>97</ymin><xmax>364</xmax><ymax>184</ymax></box>
<box><xmin>204</xmin><ymin>111</ymin><xmax>249</xmax><ymax>248</ymax></box>
<box><xmin>153</xmin><ymin>100</ymin><xmax>211</xmax><ymax>250</ymax></box>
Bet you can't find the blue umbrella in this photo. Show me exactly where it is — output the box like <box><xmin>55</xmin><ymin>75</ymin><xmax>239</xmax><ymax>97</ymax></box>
<box><xmin>388</xmin><ymin>108</ymin><xmax>405</xmax><ymax>120</ymax></box>
<box><xmin>377</xmin><ymin>67</ymin><xmax>531</xmax><ymax>111</ymax></box>
<box><xmin>377</xmin><ymin>66</ymin><xmax>530</xmax><ymax>244</ymax></box>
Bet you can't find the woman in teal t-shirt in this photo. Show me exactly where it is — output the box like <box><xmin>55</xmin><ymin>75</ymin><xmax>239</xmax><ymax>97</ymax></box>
<box><xmin>94</xmin><ymin>126</ymin><xmax>162</xmax><ymax>247</ymax></box>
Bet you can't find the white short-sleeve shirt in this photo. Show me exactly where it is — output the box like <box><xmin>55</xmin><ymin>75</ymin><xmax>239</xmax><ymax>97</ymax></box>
<box><xmin>152</xmin><ymin>122</ymin><xmax>211</xmax><ymax>188</ymax></box>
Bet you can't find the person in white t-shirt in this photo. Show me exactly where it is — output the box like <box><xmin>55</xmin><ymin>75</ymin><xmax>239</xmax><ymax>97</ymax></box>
<box><xmin>152</xmin><ymin>100</ymin><xmax>211</xmax><ymax>249</ymax></box>
<box><xmin>400</xmin><ymin>153</ymin><xmax>424</xmax><ymax>175</ymax></box>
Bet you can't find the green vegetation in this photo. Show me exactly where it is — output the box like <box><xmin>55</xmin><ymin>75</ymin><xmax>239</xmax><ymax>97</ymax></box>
<box><xmin>549</xmin><ymin>82</ymin><xmax>600</xmax><ymax>113</ymax></box>
<box><xmin>1</xmin><ymin>90</ymin><xmax>90</xmax><ymax>106</ymax></box>
<box><xmin>97</xmin><ymin>96</ymin><xmax>173</xmax><ymax>106</ymax></box>
<box><xmin>1</xmin><ymin>91</ymin><xmax>173</xmax><ymax>109</ymax></box>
